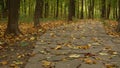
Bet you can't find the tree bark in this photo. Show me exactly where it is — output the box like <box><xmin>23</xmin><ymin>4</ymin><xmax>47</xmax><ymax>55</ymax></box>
<box><xmin>88</xmin><ymin>0</ymin><xmax>94</xmax><ymax>19</ymax></box>
<box><xmin>34</xmin><ymin>0</ymin><xmax>43</xmax><ymax>27</ymax></box>
<box><xmin>116</xmin><ymin>0</ymin><xmax>120</xmax><ymax>32</ymax></box>
<box><xmin>5</xmin><ymin>0</ymin><xmax>21</xmax><ymax>35</ymax></box>
<box><xmin>44</xmin><ymin>1</ymin><xmax>49</xmax><ymax>18</ymax></box>
<box><xmin>68</xmin><ymin>0</ymin><xmax>75</xmax><ymax>21</ymax></box>
<box><xmin>101</xmin><ymin>0</ymin><xmax>106</xmax><ymax>19</ymax></box>
<box><xmin>106</xmin><ymin>0</ymin><xmax>111</xmax><ymax>19</ymax></box>
<box><xmin>56</xmin><ymin>0</ymin><xmax>59</xmax><ymax>18</ymax></box>
<box><xmin>0</xmin><ymin>0</ymin><xmax>8</xmax><ymax>19</ymax></box>
<box><xmin>80</xmin><ymin>0</ymin><xmax>84</xmax><ymax>19</ymax></box>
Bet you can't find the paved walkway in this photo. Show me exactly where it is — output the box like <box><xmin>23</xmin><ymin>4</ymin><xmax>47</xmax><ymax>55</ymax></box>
<box><xmin>25</xmin><ymin>21</ymin><xmax>120</xmax><ymax>68</ymax></box>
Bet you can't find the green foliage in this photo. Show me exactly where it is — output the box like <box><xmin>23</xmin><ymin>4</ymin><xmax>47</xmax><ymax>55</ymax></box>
<box><xmin>19</xmin><ymin>15</ymin><xmax>33</xmax><ymax>23</ymax></box>
<box><xmin>0</xmin><ymin>0</ymin><xmax>119</xmax><ymax>22</ymax></box>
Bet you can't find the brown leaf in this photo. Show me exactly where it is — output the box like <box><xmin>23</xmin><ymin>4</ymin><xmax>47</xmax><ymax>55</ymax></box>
<box><xmin>105</xmin><ymin>64</ymin><xmax>116</xmax><ymax>68</ymax></box>
<box><xmin>76</xmin><ymin>45</ymin><xmax>90</xmax><ymax>50</ymax></box>
<box><xmin>42</xmin><ymin>60</ymin><xmax>51</xmax><ymax>67</ymax></box>
<box><xmin>30</xmin><ymin>36</ymin><xmax>35</xmax><ymax>40</ymax></box>
<box><xmin>84</xmin><ymin>58</ymin><xmax>96</xmax><ymax>64</ymax></box>
<box><xmin>0</xmin><ymin>61</ymin><xmax>8</xmax><ymax>65</ymax></box>
<box><xmin>0</xmin><ymin>46</ymin><xmax>3</xmax><ymax>50</ymax></box>
<box><xmin>54</xmin><ymin>45</ymin><xmax>62</xmax><ymax>50</ymax></box>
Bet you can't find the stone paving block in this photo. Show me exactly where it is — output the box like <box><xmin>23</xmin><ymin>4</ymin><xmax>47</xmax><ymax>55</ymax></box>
<box><xmin>79</xmin><ymin>63</ymin><xmax>105</xmax><ymax>68</ymax></box>
<box><xmin>25</xmin><ymin>62</ymin><xmax>43</xmax><ymax>68</ymax></box>
<box><xmin>55</xmin><ymin>59</ymin><xmax>82</xmax><ymax>68</ymax></box>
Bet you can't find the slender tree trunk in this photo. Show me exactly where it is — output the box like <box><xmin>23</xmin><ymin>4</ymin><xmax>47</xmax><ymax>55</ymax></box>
<box><xmin>60</xmin><ymin>1</ymin><xmax>63</xmax><ymax>17</ymax></box>
<box><xmin>106</xmin><ymin>0</ymin><xmax>111</xmax><ymax>19</ymax></box>
<box><xmin>24</xmin><ymin>0</ymin><xmax>27</xmax><ymax>16</ymax></box>
<box><xmin>44</xmin><ymin>1</ymin><xmax>49</xmax><ymax>18</ymax></box>
<box><xmin>0</xmin><ymin>0</ymin><xmax>8</xmax><ymax>18</ymax></box>
<box><xmin>5</xmin><ymin>0</ymin><xmax>21</xmax><ymax>35</ymax></box>
<box><xmin>88</xmin><ymin>0</ymin><xmax>94</xmax><ymax>19</ymax></box>
<box><xmin>34</xmin><ymin>0</ymin><xmax>43</xmax><ymax>27</ymax></box>
<box><xmin>68</xmin><ymin>0</ymin><xmax>75</xmax><ymax>21</ymax></box>
<box><xmin>77</xmin><ymin>0</ymin><xmax>79</xmax><ymax>18</ymax></box>
<box><xmin>85</xmin><ymin>0</ymin><xmax>88</xmax><ymax>18</ymax></box>
<box><xmin>116</xmin><ymin>0</ymin><xmax>120</xmax><ymax>32</ymax></box>
<box><xmin>80</xmin><ymin>0</ymin><xmax>84</xmax><ymax>19</ymax></box>
<box><xmin>101</xmin><ymin>0</ymin><xmax>106</xmax><ymax>19</ymax></box>
<box><xmin>88</xmin><ymin>0</ymin><xmax>92</xmax><ymax>18</ymax></box>
<box><xmin>53</xmin><ymin>2</ymin><xmax>56</xmax><ymax>18</ymax></box>
<box><xmin>64</xmin><ymin>3</ymin><xmax>67</xmax><ymax>18</ymax></box>
<box><xmin>91</xmin><ymin>0</ymin><xmax>94</xmax><ymax>19</ymax></box>
<box><xmin>56</xmin><ymin>0</ymin><xmax>59</xmax><ymax>18</ymax></box>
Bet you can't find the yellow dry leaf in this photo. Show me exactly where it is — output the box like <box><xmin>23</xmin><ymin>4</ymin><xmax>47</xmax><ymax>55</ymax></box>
<box><xmin>50</xmin><ymin>33</ymin><xmax>54</xmax><ymax>36</ymax></box>
<box><xmin>105</xmin><ymin>64</ymin><xmax>115</xmax><ymax>68</ymax></box>
<box><xmin>64</xmin><ymin>44</ymin><xmax>72</xmax><ymax>48</ymax></box>
<box><xmin>94</xmin><ymin>57</ymin><xmax>102</xmax><ymax>60</ymax></box>
<box><xmin>38</xmin><ymin>29</ymin><xmax>42</xmax><ymax>32</ymax></box>
<box><xmin>99</xmin><ymin>53</ymin><xmax>108</xmax><ymax>56</ymax></box>
<box><xmin>108</xmin><ymin>51</ymin><xmax>118</xmax><ymax>55</ymax></box>
<box><xmin>54</xmin><ymin>45</ymin><xmax>62</xmax><ymax>50</ymax></box>
<box><xmin>112</xmin><ymin>52</ymin><xmax>118</xmax><ymax>55</ymax></box>
<box><xmin>84</xmin><ymin>59</ymin><xmax>96</xmax><ymax>64</ymax></box>
<box><xmin>13</xmin><ymin>61</ymin><xmax>23</xmax><ymax>65</ymax></box>
<box><xmin>10</xmin><ymin>64</ymin><xmax>20</xmax><ymax>68</ymax></box>
<box><xmin>30</xmin><ymin>37</ymin><xmax>35</xmax><ymax>40</ymax></box>
<box><xmin>77</xmin><ymin>45</ymin><xmax>90</xmax><ymax>49</ymax></box>
<box><xmin>92</xmin><ymin>37</ymin><xmax>98</xmax><ymax>42</ymax></box>
<box><xmin>42</xmin><ymin>60</ymin><xmax>51</xmax><ymax>67</ymax></box>
<box><xmin>0</xmin><ymin>61</ymin><xmax>8</xmax><ymax>65</ymax></box>
<box><xmin>69</xmin><ymin>54</ymin><xmax>80</xmax><ymax>58</ymax></box>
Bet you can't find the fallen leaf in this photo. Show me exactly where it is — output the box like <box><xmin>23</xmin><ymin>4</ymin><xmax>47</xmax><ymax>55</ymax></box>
<box><xmin>94</xmin><ymin>57</ymin><xmax>102</xmax><ymax>60</ymax></box>
<box><xmin>69</xmin><ymin>54</ymin><xmax>80</xmax><ymax>58</ymax></box>
<box><xmin>105</xmin><ymin>63</ymin><xmax>116</xmax><ymax>68</ymax></box>
<box><xmin>0</xmin><ymin>46</ymin><xmax>3</xmax><ymax>49</ymax></box>
<box><xmin>0</xmin><ymin>41</ymin><xmax>3</xmax><ymax>45</ymax></box>
<box><xmin>64</xmin><ymin>44</ymin><xmax>73</xmax><ymax>48</ymax></box>
<box><xmin>0</xmin><ymin>61</ymin><xmax>8</xmax><ymax>65</ymax></box>
<box><xmin>38</xmin><ymin>29</ymin><xmax>42</xmax><ymax>32</ymax></box>
<box><xmin>10</xmin><ymin>64</ymin><xmax>20</xmax><ymax>68</ymax></box>
<box><xmin>84</xmin><ymin>58</ymin><xmax>96</xmax><ymax>64</ymax></box>
<box><xmin>54</xmin><ymin>45</ymin><xmax>62</xmax><ymax>50</ymax></box>
<box><xmin>13</xmin><ymin>61</ymin><xmax>23</xmax><ymax>65</ymax></box>
<box><xmin>42</xmin><ymin>60</ymin><xmax>51</xmax><ymax>67</ymax></box>
<box><xmin>76</xmin><ymin>45</ymin><xmax>90</xmax><ymax>49</ymax></box>
<box><xmin>30</xmin><ymin>36</ymin><xmax>35</xmax><ymax>40</ymax></box>
<box><xmin>84</xmin><ymin>53</ymin><xmax>96</xmax><ymax>57</ymax></box>
<box><xmin>107</xmin><ymin>50</ymin><xmax>118</xmax><ymax>55</ymax></box>
<box><xmin>99</xmin><ymin>53</ymin><xmax>108</xmax><ymax>56</ymax></box>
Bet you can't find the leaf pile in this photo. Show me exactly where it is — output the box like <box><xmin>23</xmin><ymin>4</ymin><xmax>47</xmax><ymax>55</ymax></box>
<box><xmin>0</xmin><ymin>20</ymin><xmax>65</xmax><ymax>68</ymax></box>
<box><xmin>104</xmin><ymin>20</ymin><xmax>120</xmax><ymax>37</ymax></box>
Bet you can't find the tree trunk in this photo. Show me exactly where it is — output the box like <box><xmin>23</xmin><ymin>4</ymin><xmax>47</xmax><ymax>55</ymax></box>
<box><xmin>34</xmin><ymin>0</ymin><xmax>43</xmax><ymax>27</ymax></box>
<box><xmin>101</xmin><ymin>0</ymin><xmax>106</xmax><ymax>19</ymax></box>
<box><xmin>116</xmin><ymin>0</ymin><xmax>120</xmax><ymax>32</ymax></box>
<box><xmin>44</xmin><ymin>1</ymin><xmax>49</xmax><ymax>18</ymax></box>
<box><xmin>80</xmin><ymin>0</ymin><xmax>84</xmax><ymax>19</ymax></box>
<box><xmin>91</xmin><ymin>0</ymin><xmax>94</xmax><ymax>19</ymax></box>
<box><xmin>0</xmin><ymin>0</ymin><xmax>8</xmax><ymax>19</ymax></box>
<box><xmin>56</xmin><ymin>0</ymin><xmax>59</xmax><ymax>18</ymax></box>
<box><xmin>24</xmin><ymin>0</ymin><xmax>27</xmax><ymax>16</ymax></box>
<box><xmin>68</xmin><ymin>0</ymin><xmax>75</xmax><ymax>21</ymax></box>
<box><xmin>5</xmin><ymin>0</ymin><xmax>21</xmax><ymax>35</ymax></box>
<box><xmin>106</xmin><ymin>0</ymin><xmax>111</xmax><ymax>19</ymax></box>
<box><xmin>88</xmin><ymin>0</ymin><xmax>91</xmax><ymax>18</ymax></box>
<box><xmin>88</xmin><ymin>0</ymin><xmax>94</xmax><ymax>19</ymax></box>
